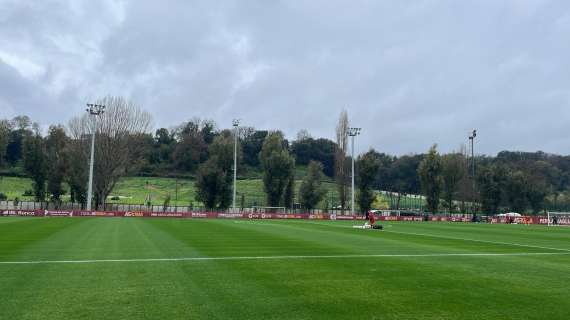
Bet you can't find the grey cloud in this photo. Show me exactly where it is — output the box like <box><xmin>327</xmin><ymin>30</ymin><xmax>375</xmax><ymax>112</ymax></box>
<box><xmin>1</xmin><ymin>0</ymin><xmax>569</xmax><ymax>155</ymax></box>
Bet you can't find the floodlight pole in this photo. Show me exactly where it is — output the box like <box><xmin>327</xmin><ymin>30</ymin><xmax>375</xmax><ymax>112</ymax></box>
<box><xmin>468</xmin><ymin>129</ymin><xmax>477</xmax><ymax>213</ymax></box>
<box><xmin>347</xmin><ymin>127</ymin><xmax>361</xmax><ymax>215</ymax></box>
<box><xmin>232</xmin><ymin>119</ymin><xmax>240</xmax><ymax>210</ymax></box>
<box><xmin>86</xmin><ymin>104</ymin><xmax>105</xmax><ymax>211</ymax></box>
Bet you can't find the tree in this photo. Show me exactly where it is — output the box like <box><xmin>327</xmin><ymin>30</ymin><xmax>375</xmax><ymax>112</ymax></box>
<box><xmin>476</xmin><ymin>164</ymin><xmax>505</xmax><ymax>215</ymax></box>
<box><xmin>195</xmin><ymin>158</ymin><xmax>227</xmax><ymax>209</ymax></box>
<box><xmin>259</xmin><ymin>132</ymin><xmax>295</xmax><ymax>207</ymax></box>
<box><xmin>525</xmin><ymin>161</ymin><xmax>552</xmax><ymax>214</ymax></box>
<box><xmin>291</xmin><ymin>136</ymin><xmax>336</xmax><ymax>177</ymax></box>
<box><xmin>504</xmin><ymin>170</ymin><xmax>529</xmax><ymax>213</ymax></box>
<box><xmin>299</xmin><ymin>161</ymin><xmax>326</xmax><ymax>210</ymax></box>
<box><xmin>387</xmin><ymin>154</ymin><xmax>423</xmax><ymax>209</ymax></box>
<box><xmin>68</xmin><ymin>96</ymin><xmax>152</xmax><ymax>209</ymax></box>
<box><xmin>22</xmin><ymin>132</ymin><xmax>47</xmax><ymax>202</ymax></box>
<box><xmin>418</xmin><ymin>145</ymin><xmax>443</xmax><ymax>214</ymax></box>
<box><xmin>241</xmin><ymin>129</ymin><xmax>268</xmax><ymax>167</ymax></box>
<box><xmin>335</xmin><ymin>110</ymin><xmax>349</xmax><ymax>210</ymax></box>
<box><xmin>456</xmin><ymin>144</ymin><xmax>473</xmax><ymax>213</ymax></box>
<box><xmin>194</xmin><ymin>134</ymin><xmax>239</xmax><ymax>210</ymax></box>
<box><xmin>441</xmin><ymin>153</ymin><xmax>465</xmax><ymax>212</ymax></box>
<box><xmin>283</xmin><ymin>174</ymin><xmax>295</xmax><ymax>209</ymax></box>
<box><xmin>65</xmin><ymin>138</ymin><xmax>88</xmax><ymax>206</ymax></box>
<box><xmin>0</xmin><ymin>120</ymin><xmax>10</xmax><ymax>167</ymax></box>
<box><xmin>145</xmin><ymin>128</ymin><xmax>175</xmax><ymax>175</ymax></box>
<box><xmin>356</xmin><ymin>150</ymin><xmax>380</xmax><ymax>214</ymax></box>
<box><xmin>45</xmin><ymin>125</ymin><xmax>68</xmax><ymax>205</ymax></box>
<box><xmin>6</xmin><ymin>116</ymin><xmax>33</xmax><ymax>165</ymax></box>
<box><xmin>172</xmin><ymin>119</ymin><xmax>208</xmax><ymax>172</ymax></box>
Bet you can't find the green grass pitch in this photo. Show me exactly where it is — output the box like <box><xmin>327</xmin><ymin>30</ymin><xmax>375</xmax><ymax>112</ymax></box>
<box><xmin>0</xmin><ymin>218</ymin><xmax>568</xmax><ymax>319</ymax></box>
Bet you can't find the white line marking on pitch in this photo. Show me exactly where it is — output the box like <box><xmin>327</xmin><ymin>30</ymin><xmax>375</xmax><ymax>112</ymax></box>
<box><xmin>383</xmin><ymin>230</ymin><xmax>570</xmax><ymax>252</ymax></box>
<box><xmin>0</xmin><ymin>252</ymin><xmax>568</xmax><ymax>265</ymax></box>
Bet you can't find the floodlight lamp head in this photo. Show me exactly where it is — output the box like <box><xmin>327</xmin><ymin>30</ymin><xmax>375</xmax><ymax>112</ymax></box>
<box><xmin>86</xmin><ymin>103</ymin><xmax>106</xmax><ymax>115</ymax></box>
<box><xmin>232</xmin><ymin>119</ymin><xmax>240</xmax><ymax>127</ymax></box>
<box><xmin>347</xmin><ymin>127</ymin><xmax>362</xmax><ymax>136</ymax></box>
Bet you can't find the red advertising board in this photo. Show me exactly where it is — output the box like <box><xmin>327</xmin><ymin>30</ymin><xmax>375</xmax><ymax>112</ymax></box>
<box><xmin>0</xmin><ymin>209</ymin><xmax>42</xmax><ymax>217</ymax></box>
<box><xmin>45</xmin><ymin>210</ymin><xmax>73</xmax><ymax>217</ymax></box>
<box><xmin>2</xmin><ymin>208</ymin><xmax>566</xmax><ymax>226</ymax></box>
<box><xmin>73</xmin><ymin>211</ymin><xmax>122</xmax><ymax>217</ymax></box>
<box><xmin>149</xmin><ymin>212</ymin><xmax>183</xmax><ymax>217</ymax></box>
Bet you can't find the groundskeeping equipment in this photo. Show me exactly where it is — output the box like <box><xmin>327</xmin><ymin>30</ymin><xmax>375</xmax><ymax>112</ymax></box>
<box><xmin>353</xmin><ymin>222</ymin><xmax>383</xmax><ymax>230</ymax></box>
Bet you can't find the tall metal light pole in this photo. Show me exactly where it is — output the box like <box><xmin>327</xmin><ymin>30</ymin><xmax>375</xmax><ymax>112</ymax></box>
<box><xmin>85</xmin><ymin>103</ymin><xmax>105</xmax><ymax>211</ymax></box>
<box><xmin>347</xmin><ymin>127</ymin><xmax>361</xmax><ymax>215</ymax></box>
<box><xmin>232</xmin><ymin>119</ymin><xmax>240</xmax><ymax>210</ymax></box>
<box><xmin>468</xmin><ymin>129</ymin><xmax>477</xmax><ymax>178</ymax></box>
<box><xmin>468</xmin><ymin>129</ymin><xmax>477</xmax><ymax>214</ymax></box>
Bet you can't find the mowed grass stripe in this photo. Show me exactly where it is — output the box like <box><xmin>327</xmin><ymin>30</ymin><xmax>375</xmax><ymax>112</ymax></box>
<box><xmin>384</xmin><ymin>222</ymin><xmax>570</xmax><ymax>250</ymax></box>
<box><xmin>384</xmin><ymin>229</ymin><xmax>570</xmax><ymax>252</ymax></box>
<box><xmin>231</xmin><ymin>219</ymin><xmax>568</xmax><ymax>255</ymax></box>
<box><xmin>286</xmin><ymin>219</ymin><xmax>570</xmax><ymax>252</ymax></box>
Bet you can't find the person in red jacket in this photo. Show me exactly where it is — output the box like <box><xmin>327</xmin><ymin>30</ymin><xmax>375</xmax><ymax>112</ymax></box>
<box><xmin>369</xmin><ymin>212</ymin><xmax>376</xmax><ymax>227</ymax></box>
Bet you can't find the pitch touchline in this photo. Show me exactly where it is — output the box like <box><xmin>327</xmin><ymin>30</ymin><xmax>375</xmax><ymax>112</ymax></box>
<box><xmin>0</xmin><ymin>252</ymin><xmax>568</xmax><ymax>265</ymax></box>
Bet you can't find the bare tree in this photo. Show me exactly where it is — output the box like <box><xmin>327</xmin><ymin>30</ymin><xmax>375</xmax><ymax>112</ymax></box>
<box><xmin>68</xmin><ymin>96</ymin><xmax>152</xmax><ymax>209</ymax></box>
<box><xmin>335</xmin><ymin>110</ymin><xmax>349</xmax><ymax>211</ymax></box>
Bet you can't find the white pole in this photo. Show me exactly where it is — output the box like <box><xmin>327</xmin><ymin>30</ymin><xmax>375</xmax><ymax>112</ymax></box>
<box><xmin>86</xmin><ymin>115</ymin><xmax>96</xmax><ymax>211</ymax></box>
<box><xmin>233</xmin><ymin>124</ymin><xmax>238</xmax><ymax>209</ymax></box>
<box><xmin>351</xmin><ymin>134</ymin><xmax>355</xmax><ymax>216</ymax></box>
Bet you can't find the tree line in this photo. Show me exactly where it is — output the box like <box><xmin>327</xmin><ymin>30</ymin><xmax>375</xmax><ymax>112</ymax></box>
<box><xmin>1</xmin><ymin>102</ymin><xmax>570</xmax><ymax>214</ymax></box>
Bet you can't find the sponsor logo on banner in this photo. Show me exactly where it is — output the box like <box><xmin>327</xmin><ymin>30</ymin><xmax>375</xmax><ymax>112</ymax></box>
<box><xmin>76</xmin><ymin>211</ymin><xmax>116</xmax><ymax>217</ymax></box>
<box><xmin>336</xmin><ymin>215</ymin><xmax>355</xmax><ymax>220</ymax></box>
<box><xmin>0</xmin><ymin>210</ymin><xmax>37</xmax><ymax>216</ymax></box>
<box><xmin>191</xmin><ymin>212</ymin><xmax>208</xmax><ymax>218</ymax></box>
<box><xmin>558</xmin><ymin>217</ymin><xmax>570</xmax><ymax>225</ymax></box>
<box><xmin>218</xmin><ymin>213</ymin><xmax>242</xmax><ymax>219</ymax></box>
<box><xmin>95</xmin><ymin>211</ymin><xmax>116</xmax><ymax>217</ymax></box>
<box><xmin>273</xmin><ymin>214</ymin><xmax>305</xmax><ymax>219</ymax></box>
<box><xmin>46</xmin><ymin>210</ymin><xmax>73</xmax><ymax>217</ymax></box>
<box><xmin>75</xmin><ymin>211</ymin><xmax>94</xmax><ymax>216</ymax></box>
<box><xmin>124</xmin><ymin>211</ymin><xmax>144</xmax><ymax>217</ymax></box>
<box><xmin>150</xmin><ymin>212</ymin><xmax>183</xmax><ymax>217</ymax></box>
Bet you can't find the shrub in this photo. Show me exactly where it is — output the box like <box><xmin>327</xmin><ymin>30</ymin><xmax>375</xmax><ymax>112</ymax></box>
<box><xmin>0</xmin><ymin>193</ymin><xmax>7</xmax><ymax>201</ymax></box>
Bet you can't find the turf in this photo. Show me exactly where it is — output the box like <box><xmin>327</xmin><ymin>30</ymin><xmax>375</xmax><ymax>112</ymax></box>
<box><xmin>0</xmin><ymin>219</ymin><xmax>568</xmax><ymax>319</ymax></box>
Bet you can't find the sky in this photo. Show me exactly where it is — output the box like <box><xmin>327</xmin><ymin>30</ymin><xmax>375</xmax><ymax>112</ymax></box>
<box><xmin>1</xmin><ymin>0</ymin><xmax>569</xmax><ymax>156</ymax></box>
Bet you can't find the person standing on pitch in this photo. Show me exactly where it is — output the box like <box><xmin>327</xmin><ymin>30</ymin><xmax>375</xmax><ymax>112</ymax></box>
<box><xmin>369</xmin><ymin>212</ymin><xmax>376</xmax><ymax>228</ymax></box>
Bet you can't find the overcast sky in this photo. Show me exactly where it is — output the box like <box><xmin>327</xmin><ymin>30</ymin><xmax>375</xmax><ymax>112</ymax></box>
<box><xmin>1</xmin><ymin>0</ymin><xmax>569</xmax><ymax>155</ymax></box>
